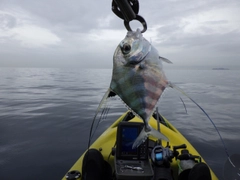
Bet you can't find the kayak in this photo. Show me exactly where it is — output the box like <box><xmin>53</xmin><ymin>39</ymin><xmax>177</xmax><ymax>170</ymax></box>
<box><xmin>62</xmin><ymin>111</ymin><xmax>218</xmax><ymax>180</ymax></box>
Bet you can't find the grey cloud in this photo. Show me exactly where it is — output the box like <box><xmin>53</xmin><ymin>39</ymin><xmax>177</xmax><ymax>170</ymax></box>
<box><xmin>156</xmin><ymin>29</ymin><xmax>240</xmax><ymax>56</ymax></box>
<box><xmin>15</xmin><ymin>0</ymin><xmax>113</xmax><ymax>31</ymax></box>
<box><xmin>204</xmin><ymin>20</ymin><xmax>229</xmax><ymax>25</ymax></box>
<box><xmin>1</xmin><ymin>0</ymin><xmax>240</xmax><ymax>68</ymax></box>
<box><xmin>0</xmin><ymin>13</ymin><xmax>17</xmax><ymax>29</ymax></box>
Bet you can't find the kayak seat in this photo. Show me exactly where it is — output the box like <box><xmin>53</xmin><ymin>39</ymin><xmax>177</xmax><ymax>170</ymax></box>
<box><xmin>178</xmin><ymin>162</ymin><xmax>211</xmax><ymax>180</ymax></box>
<box><xmin>82</xmin><ymin>148</ymin><xmax>113</xmax><ymax>180</ymax></box>
<box><xmin>178</xmin><ymin>169</ymin><xmax>191</xmax><ymax>180</ymax></box>
<box><xmin>188</xmin><ymin>162</ymin><xmax>211</xmax><ymax>180</ymax></box>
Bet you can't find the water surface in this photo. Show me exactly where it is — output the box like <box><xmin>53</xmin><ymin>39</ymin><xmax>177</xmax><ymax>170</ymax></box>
<box><xmin>0</xmin><ymin>68</ymin><xmax>239</xmax><ymax>179</ymax></box>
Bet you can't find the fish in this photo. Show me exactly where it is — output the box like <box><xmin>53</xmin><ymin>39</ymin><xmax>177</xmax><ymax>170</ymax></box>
<box><xmin>107</xmin><ymin>28</ymin><xmax>171</xmax><ymax>149</ymax></box>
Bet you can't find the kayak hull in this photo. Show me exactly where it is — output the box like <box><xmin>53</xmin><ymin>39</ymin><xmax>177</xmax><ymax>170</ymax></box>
<box><xmin>62</xmin><ymin>111</ymin><xmax>218</xmax><ymax>180</ymax></box>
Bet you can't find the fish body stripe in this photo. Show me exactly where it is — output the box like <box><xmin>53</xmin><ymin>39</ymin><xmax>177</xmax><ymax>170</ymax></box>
<box><xmin>110</xmin><ymin>65</ymin><xmax>167</xmax><ymax>121</ymax></box>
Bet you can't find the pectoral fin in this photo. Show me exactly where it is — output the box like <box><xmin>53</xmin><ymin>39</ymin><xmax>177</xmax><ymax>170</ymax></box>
<box><xmin>159</xmin><ymin>56</ymin><xmax>173</xmax><ymax>64</ymax></box>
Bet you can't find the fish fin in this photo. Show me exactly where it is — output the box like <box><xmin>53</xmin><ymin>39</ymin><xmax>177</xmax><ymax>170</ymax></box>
<box><xmin>168</xmin><ymin>82</ymin><xmax>189</xmax><ymax>97</ymax></box>
<box><xmin>88</xmin><ymin>89</ymin><xmax>110</xmax><ymax>147</ymax></box>
<box><xmin>159</xmin><ymin>56</ymin><xmax>173</xmax><ymax>64</ymax></box>
<box><xmin>95</xmin><ymin>89</ymin><xmax>111</xmax><ymax>113</ymax></box>
<box><xmin>132</xmin><ymin>125</ymin><xmax>169</xmax><ymax>149</ymax></box>
<box><xmin>166</xmin><ymin>83</ymin><xmax>188</xmax><ymax>113</ymax></box>
<box><xmin>179</xmin><ymin>97</ymin><xmax>188</xmax><ymax>114</ymax></box>
<box><xmin>168</xmin><ymin>82</ymin><xmax>230</xmax><ymax>159</ymax></box>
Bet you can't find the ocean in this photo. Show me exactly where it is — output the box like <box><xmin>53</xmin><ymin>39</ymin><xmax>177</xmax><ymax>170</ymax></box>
<box><xmin>0</xmin><ymin>67</ymin><xmax>239</xmax><ymax>180</ymax></box>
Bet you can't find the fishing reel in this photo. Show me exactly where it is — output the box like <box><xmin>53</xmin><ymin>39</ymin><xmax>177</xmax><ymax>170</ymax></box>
<box><xmin>151</xmin><ymin>145</ymin><xmax>174</xmax><ymax>168</ymax></box>
<box><xmin>150</xmin><ymin>143</ymin><xmax>183</xmax><ymax>180</ymax></box>
<box><xmin>150</xmin><ymin>143</ymin><xmax>189</xmax><ymax>167</ymax></box>
<box><xmin>150</xmin><ymin>144</ymin><xmax>200</xmax><ymax>180</ymax></box>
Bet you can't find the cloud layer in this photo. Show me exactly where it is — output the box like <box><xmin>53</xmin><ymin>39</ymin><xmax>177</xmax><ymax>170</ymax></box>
<box><xmin>0</xmin><ymin>0</ymin><xmax>240</xmax><ymax>68</ymax></box>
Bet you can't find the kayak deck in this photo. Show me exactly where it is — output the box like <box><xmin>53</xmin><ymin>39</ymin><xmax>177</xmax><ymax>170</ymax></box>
<box><xmin>62</xmin><ymin>111</ymin><xmax>218</xmax><ymax>180</ymax></box>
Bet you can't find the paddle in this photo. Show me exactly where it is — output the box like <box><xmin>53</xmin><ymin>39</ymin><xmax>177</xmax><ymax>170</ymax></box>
<box><xmin>224</xmin><ymin>154</ymin><xmax>240</xmax><ymax>180</ymax></box>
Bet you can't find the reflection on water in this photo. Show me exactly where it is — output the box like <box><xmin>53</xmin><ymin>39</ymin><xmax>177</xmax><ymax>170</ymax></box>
<box><xmin>0</xmin><ymin>68</ymin><xmax>240</xmax><ymax>179</ymax></box>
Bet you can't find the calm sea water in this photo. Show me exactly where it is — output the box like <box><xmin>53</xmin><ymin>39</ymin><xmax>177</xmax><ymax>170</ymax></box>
<box><xmin>0</xmin><ymin>68</ymin><xmax>240</xmax><ymax>180</ymax></box>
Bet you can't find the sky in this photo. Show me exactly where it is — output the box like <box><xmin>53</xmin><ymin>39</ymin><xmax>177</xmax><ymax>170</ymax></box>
<box><xmin>1</xmin><ymin>0</ymin><xmax>240</xmax><ymax>69</ymax></box>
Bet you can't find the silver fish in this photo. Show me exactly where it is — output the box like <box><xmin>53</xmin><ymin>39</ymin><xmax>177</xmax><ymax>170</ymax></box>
<box><xmin>108</xmin><ymin>29</ymin><xmax>170</xmax><ymax>148</ymax></box>
<box><xmin>90</xmin><ymin>31</ymin><xmax>239</xmax><ymax>171</ymax></box>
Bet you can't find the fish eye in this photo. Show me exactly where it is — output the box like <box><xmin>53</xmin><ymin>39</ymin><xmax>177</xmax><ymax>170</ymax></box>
<box><xmin>121</xmin><ymin>43</ymin><xmax>131</xmax><ymax>54</ymax></box>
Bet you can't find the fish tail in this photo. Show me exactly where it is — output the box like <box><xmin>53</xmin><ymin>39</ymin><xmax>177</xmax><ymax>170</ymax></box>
<box><xmin>132</xmin><ymin>125</ymin><xmax>169</xmax><ymax>149</ymax></box>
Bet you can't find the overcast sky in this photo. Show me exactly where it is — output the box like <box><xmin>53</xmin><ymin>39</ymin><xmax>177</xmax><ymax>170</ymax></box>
<box><xmin>1</xmin><ymin>0</ymin><xmax>240</xmax><ymax>68</ymax></box>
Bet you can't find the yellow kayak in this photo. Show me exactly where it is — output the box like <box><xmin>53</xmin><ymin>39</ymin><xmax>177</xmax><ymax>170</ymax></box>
<box><xmin>62</xmin><ymin>111</ymin><xmax>218</xmax><ymax>180</ymax></box>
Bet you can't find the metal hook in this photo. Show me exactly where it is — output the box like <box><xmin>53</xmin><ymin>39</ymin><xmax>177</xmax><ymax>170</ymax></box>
<box><xmin>124</xmin><ymin>15</ymin><xmax>147</xmax><ymax>33</ymax></box>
